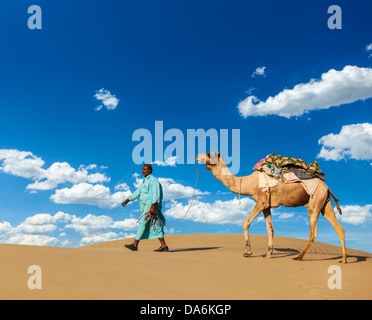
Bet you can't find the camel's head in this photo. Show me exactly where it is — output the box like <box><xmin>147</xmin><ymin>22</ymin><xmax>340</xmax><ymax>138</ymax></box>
<box><xmin>196</xmin><ymin>152</ymin><xmax>221</xmax><ymax>170</ymax></box>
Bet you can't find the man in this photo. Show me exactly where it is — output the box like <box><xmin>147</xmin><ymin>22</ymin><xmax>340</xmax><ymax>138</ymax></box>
<box><xmin>122</xmin><ymin>164</ymin><xmax>169</xmax><ymax>252</ymax></box>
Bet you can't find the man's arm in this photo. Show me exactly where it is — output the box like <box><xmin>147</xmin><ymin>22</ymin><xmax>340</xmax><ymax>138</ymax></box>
<box><xmin>147</xmin><ymin>177</ymin><xmax>161</xmax><ymax>215</ymax></box>
<box><xmin>122</xmin><ymin>182</ymin><xmax>143</xmax><ymax>207</ymax></box>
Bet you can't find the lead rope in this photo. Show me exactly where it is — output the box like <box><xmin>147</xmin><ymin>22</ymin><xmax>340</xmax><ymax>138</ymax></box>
<box><xmin>137</xmin><ymin>162</ymin><xmax>200</xmax><ymax>231</ymax></box>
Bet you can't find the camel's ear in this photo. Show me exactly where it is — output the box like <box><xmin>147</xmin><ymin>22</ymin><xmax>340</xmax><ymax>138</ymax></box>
<box><xmin>209</xmin><ymin>151</ymin><xmax>220</xmax><ymax>165</ymax></box>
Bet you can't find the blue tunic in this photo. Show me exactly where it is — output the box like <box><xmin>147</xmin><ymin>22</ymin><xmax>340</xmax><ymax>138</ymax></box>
<box><xmin>128</xmin><ymin>174</ymin><xmax>166</xmax><ymax>240</ymax></box>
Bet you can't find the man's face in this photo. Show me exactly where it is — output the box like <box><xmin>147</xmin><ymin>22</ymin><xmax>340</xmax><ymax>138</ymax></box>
<box><xmin>142</xmin><ymin>165</ymin><xmax>151</xmax><ymax>177</ymax></box>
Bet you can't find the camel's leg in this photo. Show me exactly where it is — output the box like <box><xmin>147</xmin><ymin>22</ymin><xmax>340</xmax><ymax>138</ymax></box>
<box><xmin>293</xmin><ymin>208</ymin><xmax>320</xmax><ymax>261</ymax></box>
<box><xmin>321</xmin><ymin>200</ymin><xmax>347</xmax><ymax>263</ymax></box>
<box><xmin>263</xmin><ymin>208</ymin><xmax>274</xmax><ymax>258</ymax></box>
<box><xmin>242</xmin><ymin>203</ymin><xmax>265</xmax><ymax>257</ymax></box>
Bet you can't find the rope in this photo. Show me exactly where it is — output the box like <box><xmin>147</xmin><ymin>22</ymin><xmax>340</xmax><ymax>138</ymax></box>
<box><xmin>136</xmin><ymin>162</ymin><xmax>200</xmax><ymax>231</ymax></box>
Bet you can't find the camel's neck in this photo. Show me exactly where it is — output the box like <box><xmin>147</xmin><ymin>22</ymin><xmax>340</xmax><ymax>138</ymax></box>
<box><xmin>210</xmin><ymin>161</ymin><xmax>256</xmax><ymax>196</ymax></box>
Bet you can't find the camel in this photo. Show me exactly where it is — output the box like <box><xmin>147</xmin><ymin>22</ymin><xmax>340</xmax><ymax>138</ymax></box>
<box><xmin>196</xmin><ymin>152</ymin><xmax>347</xmax><ymax>263</ymax></box>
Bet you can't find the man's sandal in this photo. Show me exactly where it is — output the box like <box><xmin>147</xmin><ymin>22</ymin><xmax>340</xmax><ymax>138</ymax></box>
<box><xmin>154</xmin><ymin>246</ymin><xmax>169</xmax><ymax>252</ymax></box>
<box><xmin>124</xmin><ymin>243</ymin><xmax>138</xmax><ymax>251</ymax></box>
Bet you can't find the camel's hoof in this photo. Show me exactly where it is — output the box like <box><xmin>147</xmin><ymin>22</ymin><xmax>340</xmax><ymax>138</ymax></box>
<box><xmin>265</xmin><ymin>254</ymin><xmax>272</xmax><ymax>259</ymax></box>
<box><xmin>293</xmin><ymin>256</ymin><xmax>302</xmax><ymax>261</ymax></box>
<box><xmin>243</xmin><ymin>252</ymin><xmax>252</xmax><ymax>257</ymax></box>
<box><xmin>339</xmin><ymin>259</ymin><xmax>347</xmax><ymax>264</ymax></box>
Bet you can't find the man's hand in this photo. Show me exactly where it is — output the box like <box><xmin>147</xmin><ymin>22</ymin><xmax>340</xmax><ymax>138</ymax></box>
<box><xmin>147</xmin><ymin>203</ymin><xmax>156</xmax><ymax>215</ymax></box>
<box><xmin>122</xmin><ymin>199</ymin><xmax>130</xmax><ymax>207</ymax></box>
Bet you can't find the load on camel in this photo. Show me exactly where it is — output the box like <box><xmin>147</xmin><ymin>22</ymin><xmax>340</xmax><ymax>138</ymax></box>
<box><xmin>196</xmin><ymin>152</ymin><xmax>347</xmax><ymax>263</ymax></box>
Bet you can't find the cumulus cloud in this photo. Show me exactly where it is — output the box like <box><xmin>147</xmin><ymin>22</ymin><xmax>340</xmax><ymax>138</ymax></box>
<box><xmin>51</xmin><ymin>183</ymin><xmax>131</xmax><ymax>208</ymax></box>
<box><xmin>94</xmin><ymin>88</ymin><xmax>119</xmax><ymax>111</ymax></box>
<box><xmin>238</xmin><ymin>66</ymin><xmax>372</xmax><ymax>118</ymax></box>
<box><xmin>7</xmin><ymin>234</ymin><xmax>59</xmax><ymax>246</ymax></box>
<box><xmin>0</xmin><ymin>149</ymin><xmax>110</xmax><ymax>191</ymax></box>
<box><xmin>366</xmin><ymin>43</ymin><xmax>372</xmax><ymax>59</ymax></box>
<box><xmin>66</xmin><ymin>214</ymin><xmax>136</xmax><ymax>233</ymax></box>
<box><xmin>114</xmin><ymin>182</ymin><xmax>130</xmax><ymax>191</ymax></box>
<box><xmin>159</xmin><ymin>177</ymin><xmax>209</xmax><ymax>202</ymax></box>
<box><xmin>65</xmin><ymin>213</ymin><xmax>137</xmax><ymax>245</ymax></box>
<box><xmin>15</xmin><ymin>212</ymin><xmax>71</xmax><ymax>234</ymax></box>
<box><xmin>27</xmin><ymin>162</ymin><xmax>110</xmax><ymax>191</ymax></box>
<box><xmin>0</xmin><ymin>212</ymin><xmax>137</xmax><ymax>246</ymax></box>
<box><xmin>0</xmin><ymin>149</ymin><xmax>209</xmax><ymax>209</ymax></box>
<box><xmin>336</xmin><ymin>205</ymin><xmax>372</xmax><ymax>225</ymax></box>
<box><xmin>0</xmin><ymin>149</ymin><xmax>45</xmax><ymax>180</ymax></box>
<box><xmin>164</xmin><ymin>197</ymin><xmax>256</xmax><ymax>225</ymax></box>
<box><xmin>0</xmin><ymin>212</ymin><xmax>70</xmax><ymax>246</ymax></box>
<box><xmin>152</xmin><ymin>156</ymin><xmax>178</xmax><ymax>167</ymax></box>
<box><xmin>278</xmin><ymin>213</ymin><xmax>294</xmax><ymax>219</ymax></box>
<box><xmin>252</xmin><ymin>66</ymin><xmax>266</xmax><ymax>78</ymax></box>
<box><xmin>80</xmin><ymin>232</ymin><xmax>122</xmax><ymax>245</ymax></box>
<box><xmin>130</xmin><ymin>174</ymin><xmax>208</xmax><ymax>202</ymax></box>
<box><xmin>317</xmin><ymin>123</ymin><xmax>372</xmax><ymax>161</ymax></box>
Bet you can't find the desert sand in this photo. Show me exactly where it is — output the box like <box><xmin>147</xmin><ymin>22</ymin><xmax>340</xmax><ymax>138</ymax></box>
<box><xmin>1</xmin><ymin>233</ymin><xmax>371</xmax><ymax>300</ymax></box>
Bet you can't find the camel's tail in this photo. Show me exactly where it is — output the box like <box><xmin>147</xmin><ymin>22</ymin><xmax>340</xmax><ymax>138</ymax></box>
<box><xmin>329</xmin><ymin>189</ymin><xmax>342</xmax><ymax>215</ymax></box>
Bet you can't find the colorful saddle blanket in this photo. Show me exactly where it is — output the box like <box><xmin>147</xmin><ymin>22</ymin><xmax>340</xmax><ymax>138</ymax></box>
<box><xmin>253</xmin><ymin>153</ymin><xmax>325</xmax><ymax>180</ymax></box>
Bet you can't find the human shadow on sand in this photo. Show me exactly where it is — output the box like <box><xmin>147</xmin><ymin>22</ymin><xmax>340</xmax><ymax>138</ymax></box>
<box><xmin>170</xmin><ymin>246</ymin><xmax>221</xmax><ymax>253</ymax></box>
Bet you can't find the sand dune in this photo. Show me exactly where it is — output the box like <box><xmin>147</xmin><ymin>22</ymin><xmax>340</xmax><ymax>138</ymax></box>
<box><xmin>1</xmin><ymin>234</ymin><xmax>372</xmax><ymax>300</ymax></box>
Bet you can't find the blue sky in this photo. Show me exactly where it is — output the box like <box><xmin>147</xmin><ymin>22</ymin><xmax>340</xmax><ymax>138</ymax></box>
<box><xmin>1</xmin><ymin>0</ymin><xmax>372</xmax><ymax>252</ymax></box>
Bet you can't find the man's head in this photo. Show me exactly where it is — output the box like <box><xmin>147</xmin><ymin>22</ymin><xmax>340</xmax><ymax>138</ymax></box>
<box><xmin>142</xmin><ymin>163</ymin><xmax>153</xmax><ymax>177</ymax></box>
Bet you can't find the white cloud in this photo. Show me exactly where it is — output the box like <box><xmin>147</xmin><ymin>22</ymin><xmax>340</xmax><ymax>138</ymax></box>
<box><xmin>130</xmin><ymin>175</ymin><xmax>209</xmax><ymax>202</ymax></box>
<box><xmin>7</xmin><ymin>234</ymin><xmax>59</xmax><ymax>246</ymax></box>
<box><xmin>65</xmin><ymin>214</ymin><xmax>114</xmax><ymax>235</ymax></box>
<box><xmin>27</xmin><ymin>162</ymin><xmax>110</xmax><ymax>191</ymax></box>
<box><xmin>317</xmin><ymin>123</ymin><xmax>372</xmax><ymax>161</ymax></box>
<box><xmin>164</xmin><ymin>197</ymin><xmax>256</xmax><ymax>225</ymax></box>
<box><xmin>367</xmin><ymin>43</ymin><xmax>372</xmax><ymax>59</ymax></box>
<box><xmin>278</xmin><ymin>213</ymin><xmax>294</xmax><ymax>219</ymax></box>
<box><xmin>0</xmin><ymin>212</ymin><xmax>70</xmax><ymax>246</ymax></box>
<box><xmin>0</xmin><ymin>212</ymin><xmax>138</xmax><ymax>246</ymax></box>
<box><xmin>0</xmin><ymin>149</ymin><xmax>209</xmax><ymax>209</ymax></box>
<box><xmin>336</xmin><ymin>205</ymin><xmax>372</xmax><ymax>225</ymax></box>
<box><xmin>252</xmin><ymin>66</ymin><xmax>266</xmax><ymax>78</ymax></box>
<box><xmin>51</xmin><ymin>183</ymin><xmax>131</xmax><ymax>208</ymax></box>
<box><xmin>80</xmin><ymin>232</ymin><xmax>121</xmax><ymax>245</ymax></box>
<box><xmin>112</xmin><ymin>219</ymin><xmax>138</xmax><ymax>230</ymax></box>
<box><xmin>16</xmin><ymin>212</ymin><xmax>71</xmax><ymax>234</ymax></box>
<box><xmin>114</xmin><ymin>182</ymin><xmax>130</xmax><ymax>191</ymax></box>
<box><xmin>0</xmin><ymin>149</ymin><xmax>110</xmax><ymax>191</ymax></box>
<box><xmin>65</xmin><ymin>214</ymin><xmax>137</xmax><ymax>245</ymax></box>
<box><xmin>94</xmin><ymin>88</ymin><xmax>119</xmax><ymax>111</ymax></box>
<box><xmin>159</xmin><ymin>177</ymin><xmax>209</xmax><ymax>202</ymax></box>
<box><xmin>0</xmin><ymin>149</ymin><xmax>45</xmax><ymax>180</ymax></box>
<box><xmin>152</xmin><ymin>156</ymin><xmax>178</xmax><ymax>167</ymax></box>
<box><xmin>238</xmin><ymin>66</ymin><xmax>372</xmax><ymax>118</ymax></box>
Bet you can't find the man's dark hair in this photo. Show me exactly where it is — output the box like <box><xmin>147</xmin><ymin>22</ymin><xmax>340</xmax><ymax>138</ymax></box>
<box><xmin>144</xmin><ymin>163</ymin><xmax>153</xmax><ymax>172</ymax></box>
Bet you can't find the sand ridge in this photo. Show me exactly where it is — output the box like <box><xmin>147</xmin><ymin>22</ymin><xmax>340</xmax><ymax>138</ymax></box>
<box><xmin>1</xmin><ymin>234</ymin><xmax>372</xmax><ymax>300</ymax></box>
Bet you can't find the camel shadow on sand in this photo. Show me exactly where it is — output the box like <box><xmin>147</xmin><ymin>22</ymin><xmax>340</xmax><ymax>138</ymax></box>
<box><xmin>259</xmin><ymin>247</ymin><xmax>370</xmax><ymax>263</ymax></box>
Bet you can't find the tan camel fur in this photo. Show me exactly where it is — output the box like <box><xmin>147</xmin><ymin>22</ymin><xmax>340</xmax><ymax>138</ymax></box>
<box><xmin>196</xmin><ymin>152</ymin><xmax>347</xmax><ymax>263</ymax></box>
